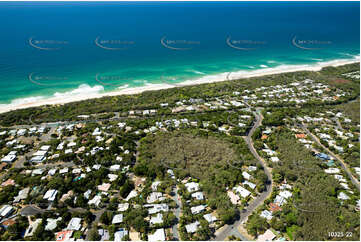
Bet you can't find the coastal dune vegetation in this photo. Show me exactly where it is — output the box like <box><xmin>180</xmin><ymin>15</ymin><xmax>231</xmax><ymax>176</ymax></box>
<box><xmin>0</xmin><ymin>63</ymin><xmax>359</xmax><ymax>126</ymax></box>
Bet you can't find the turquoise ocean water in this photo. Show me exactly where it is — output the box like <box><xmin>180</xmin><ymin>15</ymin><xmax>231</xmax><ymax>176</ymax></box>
<box><xmin>0</xmin><ymin>1</ymin><xmax>359</xmax><ymax>108</ymax></box>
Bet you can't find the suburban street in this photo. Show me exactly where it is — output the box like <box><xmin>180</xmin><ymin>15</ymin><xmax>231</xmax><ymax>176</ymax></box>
<box><xmin>213</xmin><ymin>108</ymin><xmax>273</xmax><ymax>241</ymax></box>
<box><xmin>300</xmin><ymin>123</ymin><xmax>360</xmax><ymax>191</ymax></box>
<box><xmin>172</xmin><ymin>186</ymin><xmax>182</xmax><ymax>240</ymax></box>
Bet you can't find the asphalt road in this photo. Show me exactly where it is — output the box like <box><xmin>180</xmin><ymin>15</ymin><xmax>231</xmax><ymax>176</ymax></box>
<box><xmin>300</xmin><ymin>123</ymin><xmax>360</xmax><ymax>191</ymax></box>
<box><xmin>172</xmin><ymin>186</ymin><xmax>182</xmax><ymax>240</ymax></box>
<box><xmin>213</xmin><ymin>109</ymin><xmax>273</xmax><ymax>241</ymax></box>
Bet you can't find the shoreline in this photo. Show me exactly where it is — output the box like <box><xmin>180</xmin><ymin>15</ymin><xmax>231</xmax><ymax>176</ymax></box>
<box><xmin>0</xmin><ymin>56</ymin><xmax>359</xmax><ymax>114</ymax></box>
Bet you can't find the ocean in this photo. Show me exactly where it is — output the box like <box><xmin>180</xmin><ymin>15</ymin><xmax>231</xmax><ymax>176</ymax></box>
<box><xmin>0</xmin><ymin>1</ymin><xmax>359</xmax><ymax>109</ymax></box>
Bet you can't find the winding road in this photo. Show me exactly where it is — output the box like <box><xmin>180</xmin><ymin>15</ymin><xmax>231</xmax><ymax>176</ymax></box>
<box><xmin>213</xmin><ymin>107</ymin><xmax>273</xmax><ymax>241</ymax></box>
<box><xmin>299</xmin><ymin>123</ymin><xmax>360</xmax><ymax>191</ymax></box>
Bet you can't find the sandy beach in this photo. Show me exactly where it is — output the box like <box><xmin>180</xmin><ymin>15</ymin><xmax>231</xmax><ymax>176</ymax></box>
<box><xmin>0</xmin><ymin>56</ymin><xmax>359</xmax><ymax>114</ymax></box>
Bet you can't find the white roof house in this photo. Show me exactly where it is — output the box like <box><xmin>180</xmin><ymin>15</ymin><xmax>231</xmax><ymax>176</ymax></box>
<box><xmin>325</xmin><ymin>168</ymin><xmax>340</xmax><ymax>174</ymax></box>
<box><xmin>48</xmin><ymin>169</ymin><xmax>57</xmax><ymax>176</ymax></box>
<box><xmin>146</xmin><ymin>204</ymin><xmax>169</xmax><ymax>214</ymax></box>
<box><xmin>191</xmin><ymin>191</ymin><xmax>204</xmax><ymax>200</ymax></box>
<box><xmin>14</xmin><ymin>187</ymin><xmax>30</xmax><ymax>202</ymax></box>
<box><xmin>270</xmin><ymin>157</ymin><xmax>280</xmax><ymax>162</ymax></box>
<box><xmin>151</xmin><ymin>181</ymin><xmax>161</xmax><ymax>191</ymax></box>
<box><xmin>185</xmin><ymin>182</ymin><xmax>199</xmax><ymax>193</ymax></box>
<box><xmin>203</xmin><ymin>213</ymin><xmax>217</xmax><ymax>223</ymax></box>
<box><xmin>108</xmin><ymin>174</ymin><xmax>118</xmax><ymax>182</ymax></box>
<box><xmin>98</xmin><ymin>229</ymin><xmax>110</xmax><ymax>241</ymax></box>
<box><xmin>185</xmin><ymin>221</ymin><xmax>200</xmax><ymax>233</ymax></box>
<box><xmin>59</xmin><ymin>167</ymin><xmax>69</xmax><ymax>174</ymax></box>
<box><xmin>227</xmin><ymin>191</ymin><xmax>240</xmax><ymax>205</ymax></box>
<box><xmin>260</xmin><ymin>210</ymin><xmax>273</xmax><ymax>220</ymax></box>
<box><xmin>125</xmin><ymin>190</ymin><xmax>138</xmax><ymax>201</ymax></box>
<box><xmin>110</xmin><ymin>164</ymin><xmax>121</xmax><ymax>171</ymax></box>
<box><xmin>118</xmin><ymin>203</ymin><xmax>129</xmax><ymax>212</ymax></box>
<box><xmin>66</xmin><ymin>217</ymin><xmax>82</xmax><ymax>231</ymax></box>
<box><xmin>256</xmin><ymin>229</ymin><xmax>276</xmax><ymax>241</ymax></box>
<box><xmin>148</xmin><ymin>228</ymin><xmax>165</xmax><ymax>241</ymax></box>
<box><xmin>92</xmin><ymin>128</ymin><xmax>101</xmax><ymax>136</ymax></box>
<box><xmin>279</xmin><ymin>183</ymin><xmax>292</xmax><ymax>190</ymax></box>
<box><xmin>243</xmin><ymin>181</ymin><xmax>256</xmax><ymax>190</ymax></box>
<box><xmin>1</xmin><ymin>154</ymin><xmax>17</xmax><ymax>163</ymax></box>
<box><xmin>279</xmin><ymin>190</ymin><xmax>292</xmax><ymax>199</ymax></box>
<box><xmin>340</xmin><ymin>183</ymin><xmax>350</xmax><ymax>190</ymax></box>
<box><xmin>147</xmin><ymin>192</ymin><xmax>165</xmax><ymax>203</ymax></box>
<box><xmin>88</xmin><ymin>195</ymin><xmax>102</xmax><ymax>207</ymax></box>
<box><xmin>274</xmin><ymin>195</ymin><xmax>286</xmax><ymax>206</ymax></box>
<box><xmin>242</xmin><ymin>171</ymin><xmax>252</xmax><ymax>180</ymax></box>
<box><xmin>43</xmin><ymin>189</ymin><xmax>58</xmax><ymax>201</ymax></box>
<box><xmin>233</xmin><ymin>186</ymin><xmax>251</xmax><ymax>198</ymax></box>
<box><xmin>0</xmin><ymin>205</ymin><xmax>14</xmax><ymax>217</ymax></box>
<box><xmin>24</xmin><ymin>219</ymin><xmax>42</xmax><ymax>237</ymax></box>
<box><xmin>33</xmin><ymin>150</ymin><xmax>47</xmax><ymax>157</ymax></box>
<box><xmin>84</xmin><ymin>189</ymin><xmax>92</xmax><ymax>199</ymax></box>
<box><xmin>114</xmin><ymin>229</ymin><xmax>128</xmax><ymax>242</ymax></box>
<box><xmin>338</xmin><ymin>192</ymin><xmax>350</xmax><ymax>200</ymax></box>
<box><xmin>57</xmin><ymin>142</ymin><xmax>65</xmax><ymax>150</ymax></box>
<box><xmin>45</xmin><ymin>217</ymin><xmax>62</xmax><ymax>231</ymax></box>
<box><xmin>112</xmin><ymin>214</ymin><xmax>124</xmax><ymax>224</ymax></box>
<box><xmin>248</xmin><ymin>166</ymin><xmax>257</xmax><ymax>172</ymax></box>
<box><xmin>191</xmin><ymin>205</ymin><xmax>206</xmax><ymax>214</ymax></box>
<box><xmin>40</xmin><ymin>145</ymin><xmax>51</xmax><ymax>151</ymax></box>
<box><xmin>72</xmin><ymin>168</ymin><xmax>81</xmax><ymax>174</ymax></box>
<box><xmin>32</xmin><ymin>168</ymin><xmax>44</xmax><ymax>175</ymax></box>
<box><xmin>30</xmin><ymin>155</ymin><xmax>45</xmax><ymax>163</ymax></box>
<box><xmin>150</xmin><ymin>213</ymin><xmax>163</xmax><ymax>225</ymax></box>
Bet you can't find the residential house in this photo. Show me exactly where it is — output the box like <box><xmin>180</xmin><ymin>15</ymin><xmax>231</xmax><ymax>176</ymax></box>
<box><xmin>0</xmin><ymin>205</ymin><xmax>14</xmax><ymax>218</ymax></box>
<box><xmin>148</xmin><ymin>228</ymin><xmax>165</xmax><ymax>241</ymax></box>
<box><xmin>203</xmin><ymin>213</ymin><xmax>217</xmax><ymax>223</ymax></box>
<box><xmin>43</xmin><ymin>189</ymin><xmax>58</xmax><ymax>201</ymax></box>
<box><xmin>66</xmin><ymin>217</ymin><xmax>82</xmax><ymax>231</ymax></box>
<box><xmin>98</xmin><ymin>229</ymin><xmax>110</xmax><ymax>241</ymax></box>
<box><xmin>112</xmin><ymin>214</ymin><xmax>123</xmax><ymax>224</ymax></box>
<box><xmin>260</xmin><ymin>210</ymin><xmax>273</xmax><ymax>220</ymax></box>
<box><xmin>233</xmin><ymin>186</ymin><xmax>251</xmax><ymax>198</ymax></box>
<box><xmin>14</xmin><ymin>187</ymin><xmax>30</xmax><ymax>203</ymax></box>
<box><xmin>256</xmin><ymin>229</ymin><xmax>276</xmax><ymax>241</ymax></box>
<box><xmin>114</xmin><ymin>228</ymin><xmax>128</xmax><ymax>242</ymax></box>
<box><xmin>147</xmin><ymin>192</ymin><xmax>165</xmax><ymax>203</ymax></box>
<box><xmin>185</xmin><ymin>221</ymin><xmax>200</xmax><ymax>233</ymax></box>
<box><xmin>191</xmin><ymin>205</ymin><xmax>206</xmax><ymax>215</ymax></box>
<box><xmin>145</xmin><ymin>204</ymin><xmax>169</xmax><ymax>214</ymax></box>
<box><xmin>88</xmin><ymin>195</ymin><xmax>102</xmax><ymax>207</ymax></box>
<box><xmin>185</xmin><ymin>182</ymin><xmax>199</xmax><ymax>193</ymax></box>
<box><xmin>227</xmin><ymin>191</ymin><xmax>240</xmax><ymax>205</ymax></box>
<box><xmin>45</xmin><ymin>217</ymin><xmax>62</xmax><ymax>231</ymax></box>
<box><xmin>55</xmin><ymin>231</ymin><xmax>73</xmax><ymax>241</ymax></box>
<box><xmin>150</xmin><ymin>213</ymin><xmax>163</xmax><ymax>225</ymax></box>
<box><xmin>191</xmin><ymin>191</ymin><xmax>204</xmax><ymax>200</ymax></box>
<box><xmin>118</xmin><ymin>203</ymin><xmax>129</xmax><ymax>212</ymax></box>
<box><xmin>24</xmin><ymin>219</ymin><xmax>42</xmax><ymax>237</ymax></box>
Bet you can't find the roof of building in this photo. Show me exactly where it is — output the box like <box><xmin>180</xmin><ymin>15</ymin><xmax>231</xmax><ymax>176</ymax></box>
<box><xmin>203</xmin><ymin>213</ymin><xmax>217</xmax><ymax>223</ymax></box>
<box><xmin>148</xmin><ymin>228</ymin><xmax>165</xmax><ymax>241</ymax></box>
<box><xmin>55</xmin><ymin>230</ymin><xmax>73</xmax><ymax>241</ymax></box>
<box><xmin>66</xmin><ymin>217</ymin><xmax>82</xmax><ymax>231</ymax></box>
<box><xmin>112</xmin><ymin>214</ymin><xmax>123</xmax><ymax>224</ymax></box>
<box><xmin>185</xmin><ymin>221</ymin><xmax>200</xmax><ymax>233</ymax></box>
<box><xmin>114</xmin><ymin>228</ymin><xmax>128</xmax><ymax>242</ymax></box>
